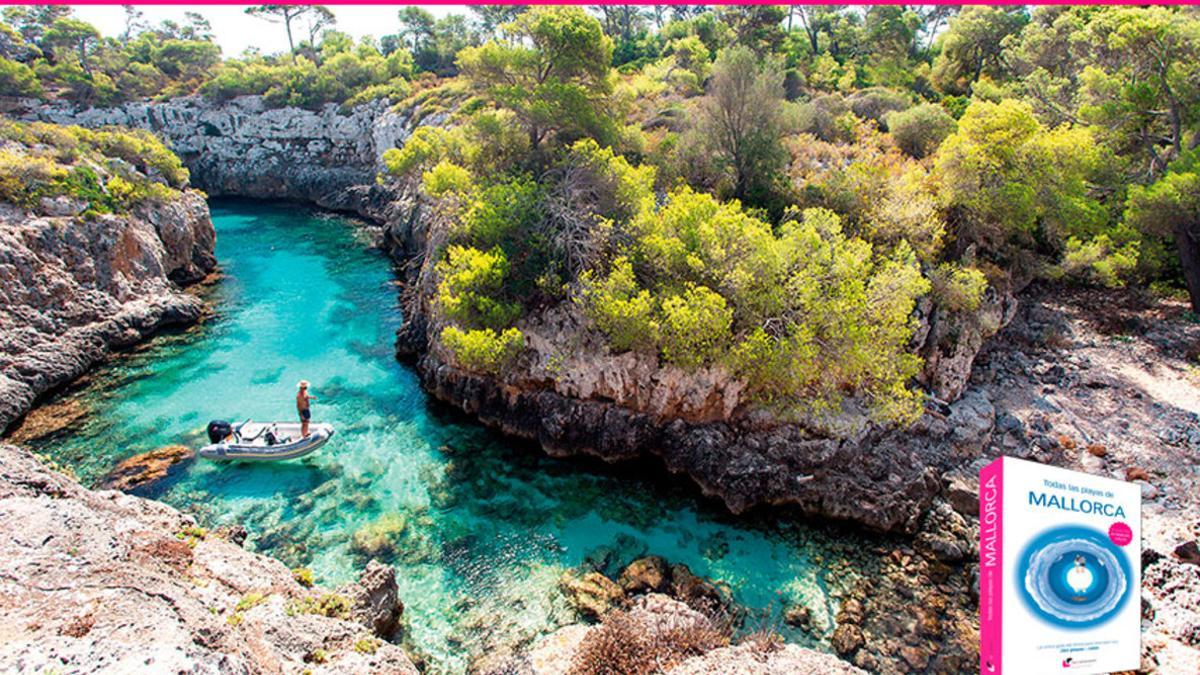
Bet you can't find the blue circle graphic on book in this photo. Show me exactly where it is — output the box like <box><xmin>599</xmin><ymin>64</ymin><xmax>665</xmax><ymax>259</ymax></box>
<box><xmin>1016</xmin><ymin>525</ymin><xmax>1132</xmax><ymax>629</ymax></box>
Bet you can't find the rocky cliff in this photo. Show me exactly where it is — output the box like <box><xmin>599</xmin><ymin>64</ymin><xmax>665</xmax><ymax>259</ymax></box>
<box><xmin>0</xmin><ymin>185</ymin><xmax>216</xmax><ymax>434</ymax></box>
<box><xmin>15</xmin><ymin>95</ymin><xmax>416</xmax><ymax>217</ymax></box>
<box><xmin>0</xmin><ymin>443</ymin><xmax>417</xmax><ymax>674</ymax></box>
<box><xmin>10</xmin><ymin>96</ymin><xmax>1009</xmax><ymax>535</ymax></box>
<box><xmin>391</xmin><ymin>211</ymin><xmax>1003</xmax><ymax>534</ymax></box>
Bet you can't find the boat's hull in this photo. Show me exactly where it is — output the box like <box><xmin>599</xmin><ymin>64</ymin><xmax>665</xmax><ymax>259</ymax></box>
<box><xmin>199</xmin><ymin>422</ymin><xmax>334</xmax><ymax>462</ymax></box>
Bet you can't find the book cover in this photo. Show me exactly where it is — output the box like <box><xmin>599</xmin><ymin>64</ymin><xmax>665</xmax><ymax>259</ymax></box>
<box><xmin>980</xmin><ymin>456</ymin><xmax>1141</xmax><ymax>674</ymax></box>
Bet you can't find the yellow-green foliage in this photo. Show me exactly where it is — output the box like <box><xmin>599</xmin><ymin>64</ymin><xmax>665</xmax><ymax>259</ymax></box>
<box><xmin>578</xmin><ymin>258</ymin><xmax>658</xmax><ymax>352</ymax></box>
<box><xmin>291</xmin><ymin>567</ymin><xmax>315</xmax><ymax>588</ymax></box>
<box><xmin>459</xmin><ymin>178</ymin><xmax>543</xmax><ymax>250</ymax></box>
<box><xmin>658</xmin><ymin>285</ymin><xmax>733</xmax><ymax>369</ymax></box>
<box><xmin>930</xmin><ymin>263</ymin><xmax>989</xmax><ymax>312</ymax></box>
<box><xmin>174</xmin><ymin>525</ymin><xmax>207</xmax><ymax>548</ymax></box>
<box><xmin>0</xmin><ymin>56</ymin><xmax>42</xmax><ymax>97</ymax></box>
<box><xmin>287</xmin><ymin>593</ymin><xmax>351</xmax><ymax>620</ymax></box>
<box><xmin>934</xmin><ymin>100</ymin><xmax>1108</xmax><ymax>255</ymax></box>
<box><xmin>422</xmin><ymin>160</ymin><xmax>474</xmax><ymax>198</ymax></box>
<box><xmin>1057</xmin><ymin>235</ymin><xmax>1139</xmax><ymax>288</ymax></box>
<box><xmin>238</xmin><ymin>593</ymin><xmax>266</xmax><ymax>612</ymax></box>
<box><xmin>0</xmin><ymin>150</ymin><xmax>67</xmax><ymax>206</ymax></box>
<box><xmin>230</xmin><ymin>591</ymin><xmax>267</xmax><ymax>626</ymax></box>
<box><xmin>441</xmin><ymin>326</ymin><xmax>524</xmax><ymax>375</ymax></box>
<box><xmin>355</xmin><ymin>637</ymin><xmax>381</xmax><ymax>654</ymax></box>
<box><xmin>383</xmin><ymin>126</ymin><xmax>466</xmax><ymax>178</ymax></box>
<box><xmin>582</xmin><ymin>190</ymin><xmax>931</xmax><ymax>422</ymax></box>
<box><xmin>201</xmin><ymin>41</ymin><xmax>411</xmax><ymax>109</ymax></box>
<box><xmin>564</xmin><ymin>139</ymin><xmax>656</xmax><ymax>220</ymax></box>
<box><xmin>434</xmin><ymin>245</ymin><xmax>520</xmax><ymax>330</ymax></box>
<box><xmin>0</xmin><ymin>121</ymin><xmax>187</xmax><ymax>213</ymax></box>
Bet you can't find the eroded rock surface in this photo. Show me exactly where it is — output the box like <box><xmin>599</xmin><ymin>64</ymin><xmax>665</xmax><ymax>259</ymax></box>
<box><xmin>524</xmin><ymin>594</ymin><xmax>862</xmax><ymax>675</ymax></box>
<box><xmin>0</xmin><ymin>443</ymin><xmax>417</xmax><ymax>674</ymax></box>
<box><xmin>18</xmin><ymin>95</ymin><xmax>417</xmax><ymax>217</ymax></box>
<box><xmin>0</xmin><ymin>194</ymin><xmax>215</xmax><ymax>433</ymax></box>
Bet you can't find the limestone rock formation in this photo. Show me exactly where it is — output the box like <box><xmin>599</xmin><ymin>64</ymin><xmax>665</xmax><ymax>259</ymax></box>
<box><xmin>18</xmin><ymin>95</ymin><xmax>417</xmax><ymax>217</ymax></box>
<box><xmin>0</xmin><ymin>193</ymin><xmax>216</xmax><ymax>433</ymax></box>
<box><xmin>340</xmin><ymin>560</ymin><xmax>405</xmax><ymax>641</ymax></box>
<box><xmin>525</xmin><ymin>594</ymin><xmax>862</xmax><ymax>675</ymax></box>
<box><xmin>0</xmin><ymin>443</ymin><xmax>418</xmax><ymax>674</ymax></box>
<box><xmin>670</xmin><ymin>642</ymin><xmax>866</xmax><ymax>674</ymax></box>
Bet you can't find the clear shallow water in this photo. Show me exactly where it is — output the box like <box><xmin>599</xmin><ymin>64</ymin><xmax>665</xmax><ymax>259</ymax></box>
<box><xmin>23</xmin><ymin>199</ymin><xmax>878</xmax><ymax>673</ymax></box>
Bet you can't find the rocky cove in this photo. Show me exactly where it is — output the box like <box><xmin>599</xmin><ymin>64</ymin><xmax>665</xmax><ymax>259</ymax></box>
<box><xmin>1</xmin><ymin>95</ymin><xmax>1197</xmax><ymax>673</ymax></box>
<box><xmin>11</xmin><ymin>93</ymin><xmax>1010</xmax><ymax>532</ymax></box>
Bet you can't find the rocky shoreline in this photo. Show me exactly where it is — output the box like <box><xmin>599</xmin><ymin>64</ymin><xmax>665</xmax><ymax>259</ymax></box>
<box><xmin>8</xmin><ymin>97</ymin><xmax>1197</xmax><ymax>671</ymax></box>
<box><xmin>0</xmin><ymin>186</ymin><xmax>216</xmax><ymax>435</ymax></box>
<box><xmin>7</xmin><ymin>95</ymin><xmax>1005</xmax><ymax>535</ymax></box>
<box><xmin>0</xmin><ymin>442</ymin><xmax>870</xmax><ymax>674</ymax></box>
<box><xmin>0</xmin><ymin>442</ymin><xmax>419</xmax><ymax>674</ymax></box>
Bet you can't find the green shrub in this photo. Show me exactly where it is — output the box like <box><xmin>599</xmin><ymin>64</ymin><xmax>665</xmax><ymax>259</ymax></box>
<box><xmin>579</xmin><ymin>257</ymin><xmax>658</xmax><ymax>353</ymax></box>
<box><xmin>422</xmin><ymin>160</ymin><xmax>473</xmax><ymax>198</ymax></box>
<box><xmin>1056</xmin><ymin>235</ymin><xmax>1139</xmax><ymax>288</ymax></box>
<box><xmin>885</xmin><ymin>103</ymin><xmax>957</xmax><ymax>159</ymax></box>
<box><xmin>658</xmin><ymin>285</ymin><xmax>732</xmax><ymax>369</ymax></box>
<box><xmin>355</xmin><ymin>637</ymin><xmax>381</xmax><ymax>654</ymax></box>
<box><xmin>383</xmin><ymin>126</ymin><xmax>464</xmax><ymax>178</ymax></box>
<box><xmin>434</xmin><ymin>245</ymin><xmax>520</xmax><ymax>330</ymax></box>
<box><xmin>0</xmin><ymin>56</ymin><xmax>41</xmax><ymax>97</ymax></box>
<box><xmin>287</xmin><ymin>593</ymin><xmax>351</xmax><ymax>620</ymax></box>
<box><xmin>848</xmin><ymin>87</ymin><xmax>912</xmax><ymax>126</ymax></box>
<box><xmin>0</xmin><ymin>150</ymin><xmax>66</xmax><ymax>206</ymax></box>
<box><xmin>175</xmin><ymin>525</ymin><xmax>207</xmax><ymax>548</ymax></box>
<box><xmin>930</xmin><ymin>263</ymin><xmax>989</xmax><ymax>312</ymax></box>
<box><xmin>441</xmin><ymin>326</ymin><xmax>524</xmax><ymax>374</ymax></box>
<box><xmin>460</xmin><ymin>178</ymin><xmax>543</xmax><ymax>250</ymax></box>
<box><xmin>291</xmin><ymin>567</ymin><xmax>315</xmax><ymax>588</ymax></box>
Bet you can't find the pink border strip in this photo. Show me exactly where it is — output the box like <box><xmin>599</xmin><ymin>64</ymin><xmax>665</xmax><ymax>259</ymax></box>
<box><xmin>980</xmin><ymin>457</ymin><xmax>1004</xmax><ymax>675</ymax></box>
<box><xmin>9</xmin><ymin>2</ymin><xmax>1200</xmax><ymax>7</ymax></box>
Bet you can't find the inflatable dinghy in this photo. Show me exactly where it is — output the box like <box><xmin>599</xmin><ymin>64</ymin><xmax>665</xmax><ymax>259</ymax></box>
<box><xmin>199</xmin><ymin>419</ymin><xmax>334</xmax><ymax>462</ymax></box>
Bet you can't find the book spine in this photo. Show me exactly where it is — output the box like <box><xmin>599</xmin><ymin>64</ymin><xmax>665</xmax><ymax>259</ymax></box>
<box><xmin>979</xmin><ymin>457</ymin><xmax>1004</xmax><ymax>674</ymax></box>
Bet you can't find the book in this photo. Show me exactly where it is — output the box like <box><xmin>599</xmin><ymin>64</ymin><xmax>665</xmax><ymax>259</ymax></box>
<box><xmin>979</xmin><ymin>456</ymin><xmax>1141</xmax><ymax>674</ymax></box>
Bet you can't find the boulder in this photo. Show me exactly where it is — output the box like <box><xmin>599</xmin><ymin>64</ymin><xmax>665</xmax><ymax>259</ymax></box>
<box><xmin>618</xmin><ymin>555</ymin><xmax>669</xmax><ymax>595</ymax></box>
<box><xmin>943</xmin><ymin>469</ymin><xmax>979</xmax><ymax>517</ymax></box>
<box><xmin>340</xmin><ymin>559</ymin><xmax>404</xmax><ymax>640</ymax></box>
<box><xmin>784</xmin><ymin>603</ymin><xmax>811</xmax><ymax>628</ymax></box>
<box><xmin>559</xmin><ymin>570</ymin><xmax>624</xmax><ymax>619</ymax></box>
<box><xmin>914</xmin><ymin>500</ymin><xmax>976</xmax><ymax>562</ymax></box>
<box><xmin>669</xmin><ymin>563</ymin><xmax>727</xmax><ymax>612</ymax></box>
<box><xmin>831</xmin><ymin>624</ymin><xmax>865</xmax><ymax>656</ymax></box>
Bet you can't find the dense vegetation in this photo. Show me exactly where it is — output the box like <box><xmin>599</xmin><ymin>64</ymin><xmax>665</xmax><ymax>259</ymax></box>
<box><xmin>381</xmin><ymin>5</ymin><xmax>1200</xmax><ymax>424</ymax></box>
<box><xmin>6</xmin><ymin>5</ymin><xmax>1199</xmax><ymax>423</ymax></box>
<box><xmin>0</xmin><ymin>5</ymin><xmax>413</xmax><ymax>108</ymax></box>
<box><xmin>0</xmin><ymin>120</ymin><xmax>189</xmax><ymax>216</ymax></box>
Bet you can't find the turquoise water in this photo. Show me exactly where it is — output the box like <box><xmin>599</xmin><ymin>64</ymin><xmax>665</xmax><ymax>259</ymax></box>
<box><xmin>22</xmin><ymin>200</ymin><xmax>877</xmax><ymax>673</ymax></box>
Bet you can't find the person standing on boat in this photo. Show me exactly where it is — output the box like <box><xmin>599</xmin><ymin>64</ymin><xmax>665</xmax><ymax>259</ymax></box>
<box><xmin>297</xmin><ymin>380</ymin><xmax>318</xmax><ymax>438</ymax></box>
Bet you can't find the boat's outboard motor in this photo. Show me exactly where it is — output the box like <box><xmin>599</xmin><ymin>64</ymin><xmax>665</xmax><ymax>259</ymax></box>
<box><xmin>207</xmin><ymin>420</ymin><xmax>233</xmax><ymax>444</ymax></box>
